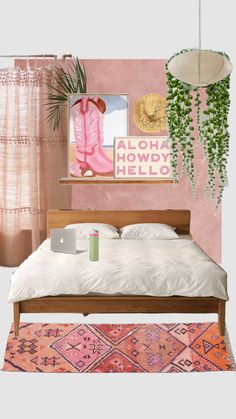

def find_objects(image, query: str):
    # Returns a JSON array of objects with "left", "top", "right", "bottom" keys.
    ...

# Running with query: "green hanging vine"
[{"left": 166, "top": 49, "right": 231, "bottom": 210}]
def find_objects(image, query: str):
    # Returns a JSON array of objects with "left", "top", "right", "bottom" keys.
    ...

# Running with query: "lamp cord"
[
  {"left": 199, "top": 0, "right": 202, "bottom": 50},
  {"left": 198, "top": 0, "right": 202, "bottom": 82}
]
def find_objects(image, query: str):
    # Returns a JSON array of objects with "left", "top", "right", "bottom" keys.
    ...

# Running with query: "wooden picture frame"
[
  {"left": 13, "top": 209, "right": 226, "bottom": 337},
  {"left": 68, "top": 93, "right": 128, "bottom": 179}
]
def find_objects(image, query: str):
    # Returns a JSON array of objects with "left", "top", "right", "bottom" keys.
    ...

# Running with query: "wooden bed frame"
[{"left": 13, "top": 209, "right": 226, "bottom": 336}]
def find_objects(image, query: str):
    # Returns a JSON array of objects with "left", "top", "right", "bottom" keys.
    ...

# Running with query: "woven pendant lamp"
[{"left": 167, "top": 0, "right": 232, "bottom": 86}]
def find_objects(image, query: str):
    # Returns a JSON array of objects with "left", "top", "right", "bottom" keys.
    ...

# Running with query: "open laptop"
[{"left": 50, "top": 228, "right": 77, "bottom": 254}]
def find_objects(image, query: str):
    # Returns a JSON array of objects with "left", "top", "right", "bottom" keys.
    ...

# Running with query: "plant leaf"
[{"left": 45, "top": 57, "right": 87, "bottom": 130}]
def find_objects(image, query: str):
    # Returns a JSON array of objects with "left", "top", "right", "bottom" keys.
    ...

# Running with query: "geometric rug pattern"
[{"left": 2, "top": 322, "right": 235, "bottom": 373}]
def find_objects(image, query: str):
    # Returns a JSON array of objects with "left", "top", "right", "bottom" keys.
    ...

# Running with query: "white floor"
[{"left": 0, "top": 266, "right": 235, "bottom": 419}]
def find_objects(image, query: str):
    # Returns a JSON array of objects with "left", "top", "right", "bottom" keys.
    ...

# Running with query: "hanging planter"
[
  {"left": 166, "top": 49, "right": 231, "bottom": 209},
  {"left": 167, "top": 49, "right": 232, "bottom": 87},
  {"left": 166, "top": 0, "right": 232, "bottom": 210}
]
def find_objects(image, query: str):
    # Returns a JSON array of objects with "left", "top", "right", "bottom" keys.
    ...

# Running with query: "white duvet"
[{"left": 8, "top": 237, "right": 228, "bottom": 303}]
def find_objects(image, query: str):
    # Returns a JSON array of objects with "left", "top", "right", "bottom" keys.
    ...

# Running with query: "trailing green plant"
[
  {"left": 201, "top": 76, "right": 230, "bottom": 207},
  {"left": 166, "top": 70, "right": 196, "bottom": 195},
  {"left": 45, "top": 58, "right": 87, "bottom": 130},
  {"left": 166, "top": 49, "right": 231, "bottom": 210}
]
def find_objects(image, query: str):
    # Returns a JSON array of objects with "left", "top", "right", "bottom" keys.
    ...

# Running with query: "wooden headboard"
[{"left": 47, "top": 210, "right": 191, "bottom": 235}]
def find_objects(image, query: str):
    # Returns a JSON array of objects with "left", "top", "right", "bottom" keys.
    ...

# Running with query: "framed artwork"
[
  {"left": 114, "top": 136, "right": 171, "bottom": 179},
  {"left": 68, "top": 93, "right": 128, "bottom": 178}
]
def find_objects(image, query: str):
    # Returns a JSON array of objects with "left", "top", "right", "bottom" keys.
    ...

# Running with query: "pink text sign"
[{"left": 114, "top": 136, "right": 171, "bottom": 179}]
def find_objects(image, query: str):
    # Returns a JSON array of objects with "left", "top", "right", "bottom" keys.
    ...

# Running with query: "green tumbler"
[{"left": 89, "top": 229, "right": 99, "bottom": 261}]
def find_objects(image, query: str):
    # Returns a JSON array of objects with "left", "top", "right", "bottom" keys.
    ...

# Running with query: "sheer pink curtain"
[{"left": 0, "top": 64, "right": 70, "bottom": 267}]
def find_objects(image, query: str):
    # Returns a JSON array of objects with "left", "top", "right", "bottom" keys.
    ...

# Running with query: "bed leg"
[
  {"left": 14, "top": 302, "right": 20, "bottom": 337},
  {"left": 218, "top": 300, "right": 226, "bottom": 336}
]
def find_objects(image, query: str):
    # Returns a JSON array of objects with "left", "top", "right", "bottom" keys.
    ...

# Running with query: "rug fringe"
[{"left": 225, "top": 326, "right": 236, "bottom": 371}]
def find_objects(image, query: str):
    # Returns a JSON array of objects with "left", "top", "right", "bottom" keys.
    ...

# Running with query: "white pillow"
[
  {"left": 120, "top": 223, "right": 179, "bottom": 240},
  {"left": 65, "top": 223, "right": 119, "bottom": 239}
]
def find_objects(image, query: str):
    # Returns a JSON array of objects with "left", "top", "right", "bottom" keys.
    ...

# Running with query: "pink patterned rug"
[{"left": 2, "top": 322, "right": 235, "bottom": 373}]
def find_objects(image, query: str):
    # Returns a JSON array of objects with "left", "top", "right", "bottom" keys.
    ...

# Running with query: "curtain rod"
[{"left": 0, "top": 54, "right": 73, "bottom": 58}]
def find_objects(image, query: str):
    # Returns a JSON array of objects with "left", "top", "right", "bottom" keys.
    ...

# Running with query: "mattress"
[{"left": 8, "top": 237, "right": 228, "bottom": 303}]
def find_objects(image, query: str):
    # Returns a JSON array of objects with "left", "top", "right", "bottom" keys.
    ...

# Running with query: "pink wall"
[{"left": 71, "top": 59, "right": 221, "bottom": 262}]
